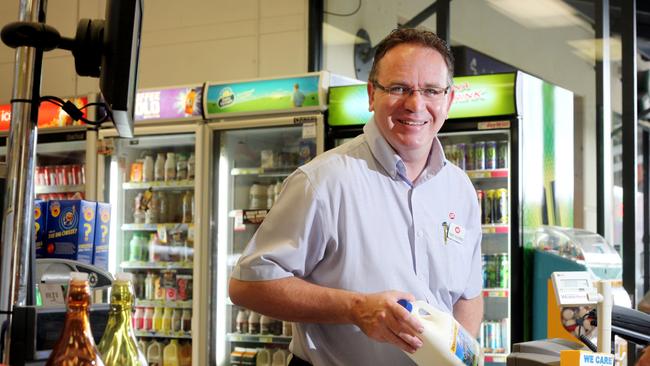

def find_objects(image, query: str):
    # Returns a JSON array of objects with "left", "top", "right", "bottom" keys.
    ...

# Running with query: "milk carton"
[
  {"left": 399, "top": 300, "right": 482, "bottom": 366},
  {"left": 44, "top": 200, "right": 96, "bottom": 264},
  {"left": 93, "top": 202, "right": 111, "bottom": 270},
  {"left": 34, "top": 200, "right": 47, "bottom": 258}
]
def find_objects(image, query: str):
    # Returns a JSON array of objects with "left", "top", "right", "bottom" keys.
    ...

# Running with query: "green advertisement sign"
[
  {"left": 327, "top": 73, "right": 517, "bottom": 126},
  {"left": 448, "top": 73, "right": 516, "bottom": 119},
  {"left": 205, "top": 75, "right": 321, "bottom": 116},
  {"left": 328, "top": 84, "right": 372, "bottom": 126}
]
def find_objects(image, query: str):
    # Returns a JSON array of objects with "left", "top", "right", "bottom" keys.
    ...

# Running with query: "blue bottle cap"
[{"left": 397, "top": 299, "right": 412, "bottom": 313}]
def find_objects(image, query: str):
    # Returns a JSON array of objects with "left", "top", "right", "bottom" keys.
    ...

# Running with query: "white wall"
[{"left": 0, "top": 0, "right": 308, "bottom": 103}]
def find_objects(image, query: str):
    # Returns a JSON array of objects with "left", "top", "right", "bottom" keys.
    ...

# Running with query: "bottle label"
[{"left": 450, "top": 323, "right": 479, "bottom": 366}]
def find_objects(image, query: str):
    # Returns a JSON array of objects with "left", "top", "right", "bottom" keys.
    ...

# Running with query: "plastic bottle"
[
  {"left": 163, "top": 339, "right": 181, "bottom": 366},
  {"left": 46, "top": 272, "right": 105, "bottom": 366},
  {"left": 146, "top": 191, "right": 160, "bottom": 224},
  {"left": 187, "top": 153, "right": 195, "bottom": 180},
  {"left": 134, "top": 193, "right": 145, "bottom": 224},
  {"left": 145, "top": 272, "right": 154, "bottom": 300},
  {"left": 152, "top": 306, "right": 164, "bottom": 332},
  {"left": 162, "top": 306, "right": 173, "bottom": 332},
  {"left": 165, "top": 152, "right": 177, "bottom": 181},
  {"left": 158, "top": 191, "right": 169, "bottom": 223},
  {"left": 267, "top": 184, "right": 275, "bottom": 208},
  {"left": 248, "top": 311, "right": 260, "bottom": 334},
  {"left": 147, "top": 340, "right": 163, "bottom": 366},
  {"left": 182, "top": 191, "right": 193, "bottom": 223},
  {"left": 272, "top": 349, "right": 288, "bottom": 366},
  {"left": 143, "top": 306, "right": 154, "bottom": 331},
  {"left": 143, "top": 154, "right": 155, "bottom": 182},
  {"left": 256, "top": 349, "right": 271, "bottom": 366},
  {"left": 172, "top": 308, "right": 182, "bottom": 332},
  {"left": 154, "top": 152, "right": 166, "bottom": 181},
  {"left": 398, "top": 300, "right": 482, "bottom": 366},
  {"left": 97, "top": 272, "right": 148, "bottom": 366},
  {"left": 236, "top": 309, "right": 249, "bottom": 333},
  {"left": 179, "top": 341, "right": 192, "bottom": 366},
  {"left": 176, "top": 153, "right": 188, "bottom": 181},
  {"left": 181, "top": 309, "right": 192, "bottom": 333},
  {"left": 133, "top": 306, "right": 144, "bottom": 330},
  {"left": 129, "top": 234, "right": 142, "bottom": 262}
]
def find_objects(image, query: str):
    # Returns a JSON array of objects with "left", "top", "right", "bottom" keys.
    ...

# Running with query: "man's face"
[{"left": 368, "top": 43, "right": 454, "bottom": 159}]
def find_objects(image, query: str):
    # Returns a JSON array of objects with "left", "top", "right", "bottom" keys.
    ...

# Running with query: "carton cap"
[{"left": 70, "top": 272, "right": 88, "bottom": 281}]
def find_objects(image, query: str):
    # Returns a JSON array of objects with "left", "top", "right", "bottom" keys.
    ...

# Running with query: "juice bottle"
[
  {"left": 147, "top": 340, "right": 163, "bottom": 366},
  {"left": 162, "top": 306, "right": 173, "bottom": 332},
  {"left": 154, "top": 152, "right": 166, "bottom": 181},
  {"left": 172, "top": 308, "right": 182, "bottom": 332},
  {"left": 164, "top": 152, "right": 176, "bottom": 181},
  {"left": 152, "top": 306, "right": 164, "bottom": 332},
  {"left": 143, "top": 306, "right": 154, "bottom": 331},
  {"left": 45, "top": 272, "right": 104, "bottom": 366},
  {"left": 163, "top": 339, "right": 181, "bottom": 366},
  {"left": 97, "top": 272, "right": 148, "bottom": 366},
  {"left": 179, "top": 341, "right": 192, "bottom": 366}
]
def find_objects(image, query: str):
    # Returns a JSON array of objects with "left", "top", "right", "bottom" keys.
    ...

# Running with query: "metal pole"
[
  {"left": 0, "top": 0, "right": 42, "bottom": 363},
  {"left": 307, "top": 0, "right": 323, "bottom": 72},
  {"left": 436, "top": 0, "right": 450, "bottom": 45},
  {"left": 644, "top": 130, "right": 649, "bottom": 294},
  {"left": 595, "top": 0, "right": 613, "bottom": 242}
]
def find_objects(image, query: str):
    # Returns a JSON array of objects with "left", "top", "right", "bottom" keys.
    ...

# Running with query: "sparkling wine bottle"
[
  {"left": 97, "top": 272, "right": 148, "bottom": 366},
  {"left": 46, "top": 272, "right": 105, "bottom": 366}
]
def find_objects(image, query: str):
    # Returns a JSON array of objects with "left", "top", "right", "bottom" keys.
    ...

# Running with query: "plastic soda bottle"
[
  {"left": 163, "top": 339, "right": 181, "bottom": 366},
  {"left": 45, "top": 272, "right": 105, "bottom": 366},
  {"left": 97, "top": 272, "right": 148, "bottom": 366}
]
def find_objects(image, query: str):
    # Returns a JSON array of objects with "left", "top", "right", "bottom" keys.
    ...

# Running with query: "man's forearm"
[
  {"left": 453, "top": 295, "right": 484, "bottom": 338},
  {"left": 229, "top": 276, "right": 364, "bottom": 324}
]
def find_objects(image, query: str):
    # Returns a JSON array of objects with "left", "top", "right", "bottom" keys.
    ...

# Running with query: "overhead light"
[{"left": 487, "top": 0, "right": 589, "bottom": 29}]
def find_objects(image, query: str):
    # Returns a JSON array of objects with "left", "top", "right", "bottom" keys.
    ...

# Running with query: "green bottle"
[{"left": 98, "top": 272, "right": 148, "bottom": 366}]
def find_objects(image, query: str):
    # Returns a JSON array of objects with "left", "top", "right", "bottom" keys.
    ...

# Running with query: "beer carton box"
[
  {"left": 34, "top": 200, "right": 47, "bottom": 258},
  {"left": 93, "top": 202, "right": 111, "bottom": 270},
  {"left": 44, "top": 200, "right": 96, "bottom": 264}
]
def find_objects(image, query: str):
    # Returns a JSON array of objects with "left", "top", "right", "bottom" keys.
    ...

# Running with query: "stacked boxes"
[
  {"left": 34, "top": 200, "right": 47, "bottom": 258},
  {"left": 36, "top": 199, "right": 110, "bottom": 269}
]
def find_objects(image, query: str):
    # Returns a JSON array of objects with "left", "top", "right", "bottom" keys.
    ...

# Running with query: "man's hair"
[{"left": 368, "top": 28, "right": 454, "bottom": 86}]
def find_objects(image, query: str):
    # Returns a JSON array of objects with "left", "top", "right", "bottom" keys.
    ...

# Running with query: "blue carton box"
[
  {"left": 34, "top": 200, "right": 47, "bottom": 258},
  {"left": 93, "top": 202, "right": 111, "bottom": 270},
  {"left": 44, "top": 200, "right": 96, "bottom": 264}
]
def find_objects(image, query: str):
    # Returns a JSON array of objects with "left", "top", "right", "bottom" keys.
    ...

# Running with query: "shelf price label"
[{"left": 259, "top": 336, "right": 273, "bottom": 343}]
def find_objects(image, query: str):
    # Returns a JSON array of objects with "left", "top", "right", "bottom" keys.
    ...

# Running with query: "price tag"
[
  {"left": 157, "top": 225, "right": 168, "bottom": 243},
  {"left": 302, "top": 122, "right": 316, "bottom": 139},
  {"left": 231, "top": 210, "right": 245, "bottom": 232},
  {"left": 40, "top": 283, "right": 65, "bottom": 307},
  {"left": 260, "top": 336, "right": 273, "bottom": 343}
]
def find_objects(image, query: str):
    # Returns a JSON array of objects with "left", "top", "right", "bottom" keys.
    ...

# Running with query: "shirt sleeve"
[
  {"left": 230, "top": 169, "right": 329, "bottom": 281},
  {"left": 461, "top": 182, "right": 483, "bottom": 300}
]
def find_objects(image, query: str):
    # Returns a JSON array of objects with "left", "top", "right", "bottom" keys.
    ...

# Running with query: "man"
[
  {"left": 292, "top": 83, "right": 306, "bottom": 107},
  {"left": 230, "top": 28, "right": 483, "bottom": 366}
]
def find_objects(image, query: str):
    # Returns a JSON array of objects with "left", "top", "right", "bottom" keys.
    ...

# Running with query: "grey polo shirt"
[{"left": 232, "top": 117, "right": 483, "bottom": 366}]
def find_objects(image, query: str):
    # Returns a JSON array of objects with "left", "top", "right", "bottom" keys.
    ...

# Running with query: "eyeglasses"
[{"left": 371, "top": 80, "right": 450, "bottom": 100}]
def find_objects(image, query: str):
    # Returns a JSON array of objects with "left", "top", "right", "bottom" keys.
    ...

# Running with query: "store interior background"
[{"left": 0, "top": 0, "right": 649, "bottom": 325}]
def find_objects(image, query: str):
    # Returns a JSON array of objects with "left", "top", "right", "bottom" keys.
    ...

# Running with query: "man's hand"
[{"left": 350, "top": 291, "right": 424, "bottom": 354}]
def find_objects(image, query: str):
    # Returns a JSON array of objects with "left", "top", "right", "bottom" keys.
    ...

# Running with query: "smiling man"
[{"left": 229, "top": 28, "right": 483, "bottom": 366}]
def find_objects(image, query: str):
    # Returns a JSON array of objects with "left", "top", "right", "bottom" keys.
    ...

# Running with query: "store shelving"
[
  {"left": 35, "top": 184, "right": 85, "bottom": 194},
  {"left": 226, "top": 333, "right": 291, "bottom": 345},
  {"left": 122, "top": 223, "right": 192, "bottom": 231},
  {"left": 136, "top": 299, "right": 193, "bottom": 309},
  {"left": 123, "top": 179, "right": 194, "bottom": 190},
  {"left": 466, "top": 169, "right": 508, "bottom": 180},
  {"left": 120, "top": 261, "right": 193, "bottom": 270},
  {"left": 135, "top": 330, "right": 192, "bottom": 340}
]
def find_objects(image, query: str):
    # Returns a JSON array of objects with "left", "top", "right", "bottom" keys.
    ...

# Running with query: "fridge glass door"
[
  {"left": 439, "top": 130, "right": 511, "bottom": 365},
  {"left": 213, "top": 124, "right": 318, "bottom": 365},
  {"left": 102, "top": 132, "right": 197, "bottom": 359},
  {"left": 34, "top": 132, "right": 88, "bottom": 201}
]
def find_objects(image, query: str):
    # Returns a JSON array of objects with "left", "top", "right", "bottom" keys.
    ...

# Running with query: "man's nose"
[{"left": 402, "top": 90, "right": 426, "bottom": 112}]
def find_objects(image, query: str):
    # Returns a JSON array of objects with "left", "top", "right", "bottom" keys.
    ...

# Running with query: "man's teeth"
[{"left": 399, "top": 120, "right": 427, "bottom": 126}]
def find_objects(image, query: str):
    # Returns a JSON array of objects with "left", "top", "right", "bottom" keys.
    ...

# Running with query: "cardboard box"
[
  {"left": 93, "top": 202, "right": 111, "bottom": 270},
  {"left": 34, "top": 200, "right": 47, "bottom": 258},
  {"left": 44, "top": 200, "right": 96, "bottom": 264}
]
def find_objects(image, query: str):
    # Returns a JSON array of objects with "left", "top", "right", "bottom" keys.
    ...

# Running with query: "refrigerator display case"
[
  {"left": 0, "top": 95, "right": 98, "bottom": 200},
  {"left": 326, "top": 72, "right": 575, "bottom": 365},
  {"left": 203, "top": 73, "right": 344, "bottom": 365},
  {"left": 96, "top": 84, "right": 208, "bottom": 366}
]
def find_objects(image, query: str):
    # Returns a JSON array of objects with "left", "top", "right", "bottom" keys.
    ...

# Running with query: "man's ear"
[{"left": 367, "top": 82, "right": 375, "bottom": 112}]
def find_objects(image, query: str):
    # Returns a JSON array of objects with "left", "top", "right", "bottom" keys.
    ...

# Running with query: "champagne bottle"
[
  {"left": 46, "top": 272, "right": 105, "bottom": 366},
  {"left": 97, "top": 272, "right": 148, "bottom": 366}
]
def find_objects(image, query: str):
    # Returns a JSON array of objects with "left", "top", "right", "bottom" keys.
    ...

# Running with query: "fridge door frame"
[
  {"left": 96, "top": 122, "right": 208, "bottom": 366},
  {"left": 204, "top": 114, "right": 325, "bottom": 366}
]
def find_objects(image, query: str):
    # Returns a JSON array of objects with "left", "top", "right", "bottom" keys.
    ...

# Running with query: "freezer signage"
[
  {"left": 0, "top": 97, "right": 89, "bottom": 131},
  {"left": 205, "top": 75, "right": 320, "bottom": 116},
  {"left": 328, "top": 84, "right": 372, "bottom": 127},
  {"left": 448, "top": 73, "right": 516, "bottom": 119},
  {"left": 134, "top": 86, "right": 203, "bottom": 121}
]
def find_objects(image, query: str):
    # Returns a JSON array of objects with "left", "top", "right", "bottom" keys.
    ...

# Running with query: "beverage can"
[
  {"left": 497, "top": 141, "right": 508, "bottom": 169},
  {"left": 474, "top": 141, "right": 486, "bottom": 170},
  {"left": 481, "top": 254, "right": 489, "bottom": 288},
  {"left": 43, "top": 166, "right": 53, "bottom": 185},
  {"left": 499, "top": 254, "right": 509, "bottom": 288},
  {"left": 466, "top": 142, "right": 475, "bottom": 171},
  {"left": 55, "top": 165, "right": 65, "bottom": 185},
  {"left": 487, "top": 254, "right": 497, "bottom": 288},
  {"left": 483, "top": 190, "right": 494, "bottom": 224},
  {"left": 63, "top": 165, "right": 73, "bottom": 186},
  {"left": 455, "top": 143, "right": 466, "bottom": 170},
  {"left": 476, "top": 190, "right": 484, "bottom": 222},
  {"left": 494, "top": 188, "right": 508, "bottom": 224},
  {"left": 485, "top": 141, "right": 497, "bottom": 170},
  {"left": 71, "top": 164, "right": 82, "bottom": 185}
]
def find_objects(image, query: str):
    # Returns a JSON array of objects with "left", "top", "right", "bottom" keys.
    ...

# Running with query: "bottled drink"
[
  {"left": 147, "top": 340, "right": 163, "bottom": 366},
  {"left": 154, "top": 152, "right": 166, "bottom": 181},
  {"left": 164, "top": 152, "right": 177, "bottom": 181},
  {"left": 172, "top": 308, "right": 182, "bottom": 332},
  {"left": 182, "top": 191, "right": 193, "bottom": 223},
  {"left": 181, "top": 309, "right": 192, "bottom": 332},
  {"left": 179, "top": 342, "right": 192, "bottom": 366},
  {"left": 129, "top": 234, "right": 142, "bottom": 262},
  {"left": 187, "top": 153, "right": 195, "bottom": 180},
  {"left": 176, "top": 153, "right": 188, "bottom": 180},
  {"left": 143, "top": 306, "right": 154, "bottom": 331},
  {"left": 145, "top": 191, "right": 160, "bottom": 224},
  {"left": 143, "top": 154, "right": 155, "bottom": 182},
  {"left": 46, "top": 272, "right": 105, "bottom": 366},
  {"left": 145, "top": 272, "right": 155, "bottom": 300},
  {"left": 133, "top": 306, "right": 144, "bottom": 330},
  {"left": 163, "top": 339, "right": 181, "bottom": 366},
  {"left": 162, "top": 306, "right": 173, "bottom": 332},
  {"left": 158, "top": 191, "right": 169, "bottom": 223},
  {"left": 97, "top": 272, "right": 148, "bottom": 366},
  {"left": 152, "top": 306, "right": 164, "bottom": 332}
]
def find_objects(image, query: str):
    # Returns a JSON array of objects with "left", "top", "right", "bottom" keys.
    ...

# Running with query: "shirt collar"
[{"left": 363, "top": 116, "right": 446, "bottom": 184}]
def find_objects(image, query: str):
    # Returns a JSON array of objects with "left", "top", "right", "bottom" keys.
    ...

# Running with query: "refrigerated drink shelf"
[
  {"left": 483, "top": 289, "right": 509, "bottom": 298},
  {"left": 35, "top": 184, "right": 85, "bottom": 194},
  {"left": 122, "top": 180, "right": 194, "bottom": 190},
  {"left": 230, "top": 167, "right": 296, "bottom": 177},
  {"left": 481, "top": 225, "right": 509, "bottom": 234},
  {"left": 135, "top": 330, "right": 192, "bottom": 339},
  {"left": 120, "top": 261, "right": 193, "bottom": 270},
  {"left": 227, "top": 333, "right": 291, "bottom": 345},
  {"left": 136, "top": 299, "right": 192, "bottom": 309},
  {"left": 122, "top": 223, "right": 192, "bottom": 231},
  {"left": 466, "top": 169, "right": 508, "bottom": 179}
]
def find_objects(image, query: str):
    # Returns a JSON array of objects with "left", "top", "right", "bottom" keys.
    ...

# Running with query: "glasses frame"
[{"left": 371, "top": 80, "right": 451, "bottom": 99}]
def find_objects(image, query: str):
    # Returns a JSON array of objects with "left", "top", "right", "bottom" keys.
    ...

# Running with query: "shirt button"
[{"left": 417, "top": 230, "right": 423, "bottom": 238}]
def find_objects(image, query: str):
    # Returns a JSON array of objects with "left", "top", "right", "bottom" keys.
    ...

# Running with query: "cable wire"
[{"left": 324, "top": 0, "right": 362, "bottom": 16}]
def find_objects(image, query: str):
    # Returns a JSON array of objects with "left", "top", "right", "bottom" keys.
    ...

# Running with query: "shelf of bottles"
[
  {"left": 440, "top": 130, "right": 511, "bottom": 362},
  {"left": 115, "top": 140, "right": 196, "bottom": 366},
  {"left": 35, "top": 163, "right": 86, "bottom": 200}
]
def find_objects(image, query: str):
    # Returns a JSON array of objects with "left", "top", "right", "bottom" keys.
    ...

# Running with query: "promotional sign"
[
  {"left": 135, "top": 85, "right": 203, "bottom": 121},
  {"left": 0, "top": 97, "right": 89, "bottom": 131},
  {"left": 205, "top": 75, "right": 320, "bottom": 117},
  {"left": 448, "top": 73, "right": 516, "bottom": 119},
  {"left": 328, "top": 84, "right": 372, "bottom": 127}
]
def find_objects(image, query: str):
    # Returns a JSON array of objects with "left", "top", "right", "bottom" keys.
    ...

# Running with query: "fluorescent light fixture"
[{"left": 487, "top": 0, "right": 589, "bottom": 29}]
